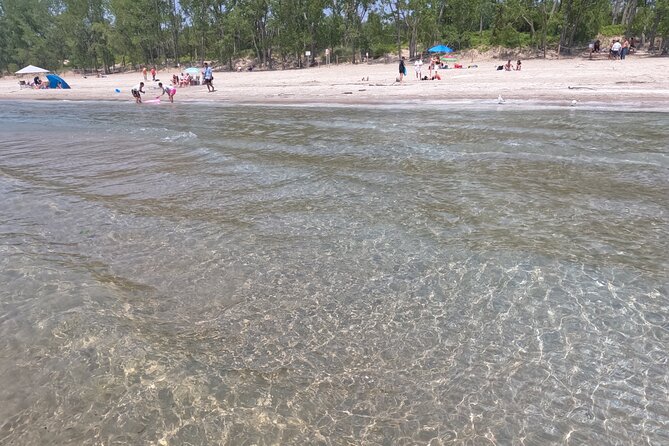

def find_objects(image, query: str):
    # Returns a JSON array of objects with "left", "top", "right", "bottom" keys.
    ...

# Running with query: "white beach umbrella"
[{"left": 15, "top": 65, "right": 50, "bottom": 75}]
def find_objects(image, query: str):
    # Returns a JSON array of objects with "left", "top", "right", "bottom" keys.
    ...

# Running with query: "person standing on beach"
[
  {"left": 151, "top": 66, "right": 157, "bottom": 81},
  {"left": 398, "top": 57, "right": 406, "bottom": 82},
  {"left": 131, "top": 82, "right": 145, "bottom": 104},
  {"left": 203, "top": 63, "right": 215, "bottom": 92},
  {"left": 414, "top": 58, "right": 423, "bottom": 79},
  {"left": 142, "top": 66, "right": 148, "bottom": 80},
  {"left": 621, "top": 38, "right": 630, "bottom": 59}
]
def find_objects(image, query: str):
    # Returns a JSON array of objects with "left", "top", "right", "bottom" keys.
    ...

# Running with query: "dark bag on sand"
[{"left": 496, "top": 65, "right": 504, "bottom": 70}]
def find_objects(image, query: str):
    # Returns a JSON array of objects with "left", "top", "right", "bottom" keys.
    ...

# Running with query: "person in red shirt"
[{"left": 150, "top": 67, "right": 157, "bottom": 81}]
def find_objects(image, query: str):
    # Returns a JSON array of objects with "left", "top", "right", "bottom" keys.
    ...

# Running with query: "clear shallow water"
[{"left": 0, "top": 100, "right": 667, "bottom": 445}]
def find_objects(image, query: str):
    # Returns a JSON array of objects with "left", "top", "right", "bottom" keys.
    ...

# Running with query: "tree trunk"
[
  {"left": 621, "top": 0, "right": 637, "bottom": 32},
  {"left": 647, "top": 13, "right": 660, "bottom": 51}
]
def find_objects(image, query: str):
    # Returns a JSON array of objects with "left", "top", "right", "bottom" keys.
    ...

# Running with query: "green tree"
[{"left": 0, "top": 0, "right": 62, "bottom": 71}]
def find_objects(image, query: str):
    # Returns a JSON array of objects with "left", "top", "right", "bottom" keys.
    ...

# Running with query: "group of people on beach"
[
  {"left": 398, "top": 56, "right": 463, "bottom": 82},
  {"left": 130, "top": 81, "right": 176, "bottom": 103},
  {"left": 398, "top": 55, "right": 520, "bottom": 82},
  {"left": 503, "top": 60, "right": 522, "bottom": 71},
  {"left": 410, "top": 56, "right": 452, "bottom": 80},
  {"left": 142, "top": 66, "right": 157, "bottom": 81},
  {"left": 30, "top": 75, "right": 63, "bottom": 89},
  {"left": 590, "top": 38, "right": 634, "bottom": 59},
  {"left": 608, "top": 38, "right": 632, "bottom": 59},
  {"left": 131, "top": 62, "right": 215, "bottom": 104}
]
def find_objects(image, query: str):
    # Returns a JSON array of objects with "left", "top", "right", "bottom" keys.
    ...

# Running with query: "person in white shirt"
[
  {"left": 414, "top": 59, "right": 423, "bottom": 79},
  {"left": 131, "top": 82, "right": 145, "bottom": 104},
  {"left": 610, "top": 40, "right": 622, "bottom": 59}
]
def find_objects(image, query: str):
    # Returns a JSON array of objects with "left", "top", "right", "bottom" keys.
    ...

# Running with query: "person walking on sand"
[
  {"left": 398, "top": 57, "right": 406, "bottom": 82},
  {"left": 131, "top": 82, "right": 145, "bottom": 104},
  {"left": 157, "top": 82, "right": 176, "bottom": 103},
  {"left": 151, "top": 66, "right": 157, "bottom": 81},
  {"left": 142, "top": 66, "right": 148, "bottom": 81},
  {"left": 203, "top": 63, "right": 215, "bottom": 92},
  {"left": 414, "top": 58, "right": 423, "bottom": 79}
]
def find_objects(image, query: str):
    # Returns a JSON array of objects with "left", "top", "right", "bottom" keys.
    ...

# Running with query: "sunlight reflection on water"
[{"left": 0, "top": 101, "right": 667, "bottom": 445}]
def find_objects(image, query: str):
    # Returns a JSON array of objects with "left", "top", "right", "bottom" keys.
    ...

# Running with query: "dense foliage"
[{"left": 1, "top": 0, "right": 668, "bottom": 73}]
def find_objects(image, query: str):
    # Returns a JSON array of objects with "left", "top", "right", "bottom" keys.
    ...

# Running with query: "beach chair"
[{"left": 18, "top": 80, "right": 30, "bottom": 89}]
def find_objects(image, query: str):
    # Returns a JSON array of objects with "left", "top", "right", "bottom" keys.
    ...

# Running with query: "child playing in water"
[
  {"left": 131, "top": 82, "right": 145, "bottom": 103},
  {"left": 157, "top": 82, "right": 176, "bottom": 103}
]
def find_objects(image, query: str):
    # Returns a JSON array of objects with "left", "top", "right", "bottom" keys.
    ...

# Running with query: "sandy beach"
[{"left": 2, "top": 55, "right": 669, "bottom": 109}]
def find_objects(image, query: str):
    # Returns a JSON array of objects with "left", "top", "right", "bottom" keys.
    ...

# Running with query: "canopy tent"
[
  {"left": 15, "top": 65, "right": 50, "bottom": 75},
  {"left": 428, "top": 44, "right": 453, "bottom": 53},
  {"left": 46, "top": 74, "right": 71, "bottom": 89}
]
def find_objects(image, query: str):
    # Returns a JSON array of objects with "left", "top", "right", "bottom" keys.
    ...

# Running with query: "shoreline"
[
  {"left": 3, "top": 96, "right": 669, "bottom": 113},
  {"left": 2, "top": 57, "right": 668, "bottom": 111}
]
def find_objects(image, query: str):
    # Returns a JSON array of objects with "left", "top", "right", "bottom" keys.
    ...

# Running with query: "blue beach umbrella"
[
  {"left": 184, "top": 67, "right": 200, "bottom": 75},
  {"left": 428, "top": 44, "right": 453, "bottom": 53}
]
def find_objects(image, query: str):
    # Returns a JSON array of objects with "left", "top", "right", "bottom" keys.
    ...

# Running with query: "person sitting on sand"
[
  {"left": 504, "top": 60, "right": 513, "bottom": 71},
  {"left": 157, "top": 82, "right": 176, "bottom": 103},
  {"left": 33, "top": 76, "right": 43, "bottom": 89},
  {"left": 516, "top": 60, "right": 522, "bottom": 71},
  {"left": 432, "top": 63, "right": 441, "bottom": 80},
  {"left": 131, "top": 82, "right": 145, "bottom": 103}
]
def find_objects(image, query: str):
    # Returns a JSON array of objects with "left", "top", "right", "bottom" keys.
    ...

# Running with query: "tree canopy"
[{"left": 1, "top": 0, "right": 668, "bottom": 74}]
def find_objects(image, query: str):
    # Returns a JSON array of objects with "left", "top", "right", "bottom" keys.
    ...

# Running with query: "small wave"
[{"left": 162, "top": 131, "right": 198, "bottom": 142}]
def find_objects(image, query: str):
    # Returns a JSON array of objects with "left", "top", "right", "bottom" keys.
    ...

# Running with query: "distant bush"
[
  {"left": 370, "top": 43, "right": 396, "bottom": 58},
  {"left": 600, "top": 24, "right": 625, "bottom": 37},
  {"left": 492, "top": 25, "right": 532, "bottom": 48},
  {"left": 468, "top": 30, "right": 492, "bottom": 50}
]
